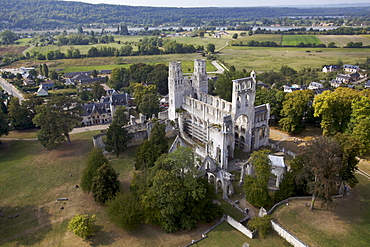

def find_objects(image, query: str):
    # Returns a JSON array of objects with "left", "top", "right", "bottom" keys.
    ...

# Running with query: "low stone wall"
[
  {"left": 226, "top": 215, "right": 255, "bottom": 239},
  {"left": 268, "top": 142, "right": 297, "bottom": 158},
  {"left": 271, "top": 220, "right": 309, "bottom": 247}
]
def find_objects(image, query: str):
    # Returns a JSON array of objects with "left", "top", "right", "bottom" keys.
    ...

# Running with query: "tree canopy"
[
  {"left": 81, "top": 148, "right": 109, "bottom": 193},
  {"left": 33, "top": 96, "right": 82, "bottom": 149},
  {"left": 91, "top": 163, "right": 121, "bottom": 203},
  {"left": 68, "top": 214, "right": 97, "bottom": 238}
]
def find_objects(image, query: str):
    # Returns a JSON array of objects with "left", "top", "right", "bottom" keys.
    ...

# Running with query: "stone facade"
[{"left": 168, "top": 59, "right": 270, "bottom": 170}]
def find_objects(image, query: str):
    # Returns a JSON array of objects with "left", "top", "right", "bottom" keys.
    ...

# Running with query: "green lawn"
[
  {"left": 281, "top": 35, "right": 322, "bottom": 46},
  {"left": 272, "top": 174, "right": 370, "bottom": 247},
  {"left": 238, "top": 34, "right": 283, "bottom": 45},
  {"left": 195, "top": 221, "right": 289, "bottom": 247}
]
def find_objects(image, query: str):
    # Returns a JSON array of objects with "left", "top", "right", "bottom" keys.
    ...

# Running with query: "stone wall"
[
  {"left": 271, "top": 220, "right": 309, "bottom": 247},
  {"left": 226, "top": 215, "right": 255, "bottom": 239}
]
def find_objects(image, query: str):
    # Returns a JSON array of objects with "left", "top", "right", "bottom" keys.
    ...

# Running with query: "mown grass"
[
  {"left": 195, "top": 221, "right": 290, "bottom": 247},
  {"left": 238, "top": 34, "right": 283, "bottom": 45},
  {"left": 272, "top": 174, "right": 370, "bottom": 247},
  {"left": 4, "top": 128, "right": 38, "bottom": 139},
  {"left": 281, "top": 35, "right": 322, "bottom": 46}
]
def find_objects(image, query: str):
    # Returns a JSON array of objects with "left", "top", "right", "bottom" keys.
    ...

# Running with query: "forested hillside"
[{"left": 1, "top": 0, "right": 370, "bottom": 30}]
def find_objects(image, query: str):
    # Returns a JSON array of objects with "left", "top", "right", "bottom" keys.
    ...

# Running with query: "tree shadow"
[
  {"left": 86, "top": 224, "right": 117, "bottom": 246},
  {"left": 0, "top": 204, "right": 52, "bottom": 245}
]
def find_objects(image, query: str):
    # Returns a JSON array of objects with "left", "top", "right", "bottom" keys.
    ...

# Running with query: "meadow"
[{"left": 281, "top": 35, "right": 322, "bottom": 46}]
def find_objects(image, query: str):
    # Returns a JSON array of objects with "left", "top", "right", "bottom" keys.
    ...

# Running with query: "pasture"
[
  {"left": 219, "top": 46, "right": 370, "bottom": 72},
  {"left": 238, "top": 34, "right": 283, "bottom": 45},
  {"left": 281, "top": 35, "right": 322, "bottom": 46}
]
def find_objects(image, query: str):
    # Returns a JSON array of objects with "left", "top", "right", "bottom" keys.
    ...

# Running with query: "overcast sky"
[{"left": 63, "top": 0, "right": 370, "bottom": 7}]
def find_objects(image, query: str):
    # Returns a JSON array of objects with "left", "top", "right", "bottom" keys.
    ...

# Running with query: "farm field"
[
  {"left": 166, "top": 35, "right": 231, "bottom": 50},
  {"left": 317, "top": 35, "right": 370, "bottom": 47},
  {"left": 281, "top": 35, "right": 322, "bottom": 46},
  {"left": 238, "top": 34, "right": 283, "bottom": 45},
  {"left": 272, "top": 174, "right": 370, "bottom": 247},
  {"left": 219, "top": 46, "right": 370, "bottom": 72},
  {"left": 10, "top": 54, "right": 217, "bottom": 73}
]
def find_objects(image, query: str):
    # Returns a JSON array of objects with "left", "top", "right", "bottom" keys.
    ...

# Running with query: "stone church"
[{"left": 167, "top": 59, "right": 270, "bottom": 173}]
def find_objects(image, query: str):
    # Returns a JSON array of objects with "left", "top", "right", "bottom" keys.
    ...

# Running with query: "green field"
[
  {"left": 281, "top": 35, "right": 322, "bottom": 46},
  {"left": 195, "top": 221, "right": 289, "bottom": 247},
  {"left": 238, "top": 34, "right": 283, "bottom": 45}
]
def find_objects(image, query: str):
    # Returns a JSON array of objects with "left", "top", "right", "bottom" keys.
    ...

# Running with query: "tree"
[
  {"left": 243, "top": 149, "right": 271, "bottom": 207},
  {"left": 328, "top": 42, "right": 336, "bottom": 48},
  {"left": 232, "top": 33, "right": 238, "bottom": 39},
  {"left": 91, "top": 163, "right": 121, "bottom": 203},
  {"left": 8, "top": 97, "right": 33, "bottom": 129},
  {"left": 206, "top": 43, "right": 215, "bottom": 53},
  {"left": 248, "top": 215, "right": 272, "bottom": 239},
  {"left": 81, "top": 148, "right": 109, "bottom": 193},
  {"left": 33, "top": 96, "right": 82, "bottom": 149},
  {"left": 299, "top": 136, "right": 344, "bottom": 210},
  {"left": 68, "top": 214, "right": 96, "bottom": 238},
  {"left": 43, "top": 63, "right": 49, "bottom": 78},
  {"left": 91, "top": 81, "right": 105, "bottom": 101},
  {"left": 106, "top": 192, "right": 143, "bottom": 231},
  {"left": 348, "top": 96, "right": 370, "bottom": 153},
  {"left": 137, "top": 92, "right": 159, "bottom": 118},
  {"left": 314, "top": 88, "right": 360, "bottom": 135},
  {"left": 77, "top": 25, "right": 84, "bottom": 34},
  {"left": 135, "top": 122, "right": 168, "bottom": 170},
  {"left": 0, "top": 30, "right": 17, "bottom": 45},
  {"left": 147, "top": 64, "right": 169, "bottom": 95},
  {"left": 279, "top": 90, "right": 314, "bottom": 133},
  {"left": 0, "top": 111, "right": 9, "bottom": 138},
  {"left": 105, "top": 106, "right": 131, "bottom": 157}
]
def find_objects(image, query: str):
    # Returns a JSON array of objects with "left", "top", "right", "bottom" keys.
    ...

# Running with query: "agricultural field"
[
  {"left": 317, "top": 35, "right": 370, "bottom": 47},
  {"left": 166, "top": 35, "right": 231, "bottom": 50},
  {"left": 281, "top": 35, "right": 322, "bottom": 46},
  {"left": 0, "top": 46, "right": 27, "bottom": 56},
  {"left": 238, "top": 34, "right": 283, "bottom": 45},
  {"left": 219, "top": 46, "right": 370, "bottom": 72},
  {"left": 272, "top": 174, "right": 370, "bottom": 247},
  {"left": 10, "top": 54, "right": 217, "bottom": 74}
]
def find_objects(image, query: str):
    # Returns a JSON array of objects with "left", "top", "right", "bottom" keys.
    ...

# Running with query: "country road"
[{"left": 0, "top": 77, "right": 25, "bottom": 101}]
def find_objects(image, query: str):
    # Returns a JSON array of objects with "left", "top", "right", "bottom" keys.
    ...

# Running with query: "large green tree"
[
  {"left": 91, "top": 81, "right": 105, "bottom": 101},
  {"left": 8, "top": 97, "right": 31, "bottom": 130},
  {"left": 91, "top": 163, "right": 121, "bottom": 203},
  {"left": 33, "top": 96, "right": 82, "bottom": 149},
  {"left": 243, "top": 149, "right": 271, "bottom": 207},
  {"left": 0, "top": 30, "right": 17, "bottom": 45},
  {"left": 106, "top": 192, "right": 143, "bottom": 231},
  {"left": 348, "top": 96, "right": 370, "bottom": 153},
  {"left": 279, "top": 90, "right": 314, "bottom": 133},
  {"left": 81, "top": 148, "right": 109, "bottom": 193},
  {"left": 105, "top": 106, "right": 131, "bottom": 157},
  {"left": 314, "top": 88, "right": 360, "bottom": 135},
  {"left": 299, "top": 136, "right": 344, "bottom": 210},
  {"left": 0, "top": 111, "right": 9, "bottom": 138},
  {"left": 135, "top": 121, "right": 168, "bottom": 170}
]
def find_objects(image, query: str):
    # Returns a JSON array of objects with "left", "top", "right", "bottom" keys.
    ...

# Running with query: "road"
[{"left": 0, "top": 77, "right": 25, "bottom": 101}]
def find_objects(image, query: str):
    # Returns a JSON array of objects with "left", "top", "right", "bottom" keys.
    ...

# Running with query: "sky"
[{"left": 62, "top": 0, "right": 370, "bottom": 7}]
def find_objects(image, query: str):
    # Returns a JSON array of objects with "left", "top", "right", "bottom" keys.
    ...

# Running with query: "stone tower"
[
  {"left": 231, "top": 71, "right": 257, "bottom": 152},
  {"left": 168, "top": 61, "right": 185, "bottom": 121},
  {"left": 191, "top": 59, "right": 208, "bottom": 98}
]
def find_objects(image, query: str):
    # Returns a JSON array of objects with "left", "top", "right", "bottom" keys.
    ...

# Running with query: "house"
[
  {"left": 36, "top": 84, "right": 48, "bottom": 96},
  {"left": 283, "top": 84, "right": 302, "bottom": 93},
  {"left": 40, "top": 80, "right": 55, "bottom": 89},
  {"left": 23, "top": 79, "right": 35, "bottom": 86},
  {"left": 79, "top": 77, "right": 105, "bottom": 85},
  {"left": 100, "top": 90, "right": 133, "bottom": 107},
  {"left": 308, "top": 82, "right": 324, "bottom": 90},
  {"left": 22, "top": 73, "right": 34, "bottom": 80},
  {"left": 64, "top": 71, "right": 92, "bottom": 78},
  {"left": 343, "top": 64, "right": 360, "bottom": 73},
  {"left": 330, "top": 79, "right": 342, "bottom": 88},
  {"left": 80, "top": 102, "right": 112, "bottom": 126},
  {"left": 322, "top": 65, "right": 339, "bottom": 73},
  {"left": 336, "top": 74, "right": 351, "bottom": 84},
  {"left": 100, "top": 70, "right": 112, "bottom": 75},
  {"left": 364, "top": 80, "right": 370, "bottom": 89}
]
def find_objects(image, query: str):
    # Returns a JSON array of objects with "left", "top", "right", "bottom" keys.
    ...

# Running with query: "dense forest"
[{"left": 1, "top": 0, "right": 370, "bottom": 30}]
